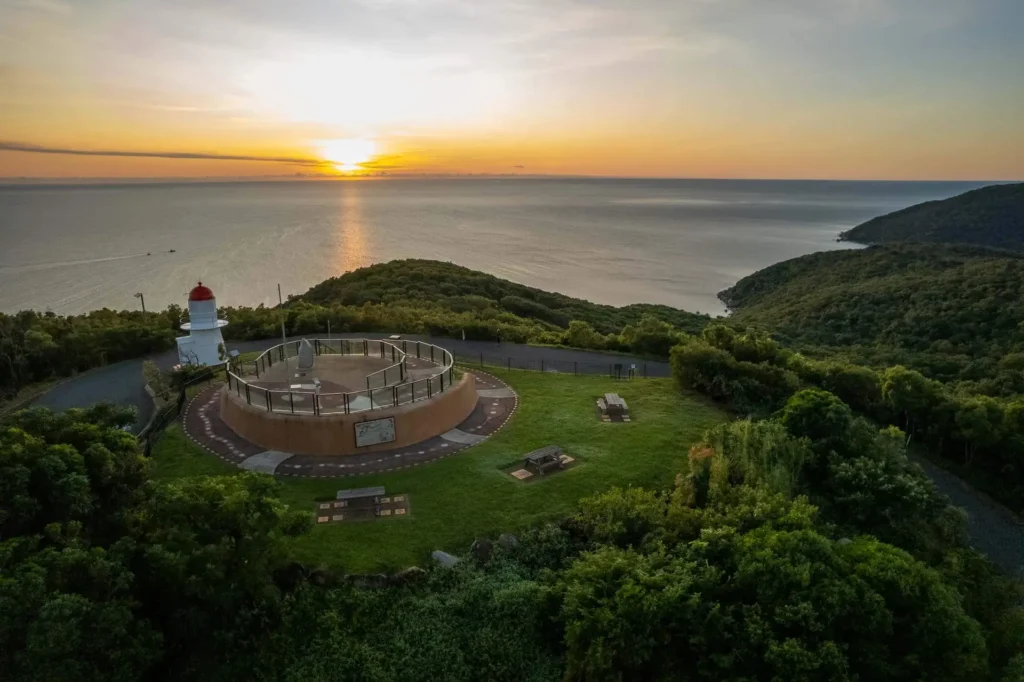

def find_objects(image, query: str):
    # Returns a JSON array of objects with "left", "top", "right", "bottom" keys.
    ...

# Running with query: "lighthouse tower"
[{"left": 176, "top": 282, "right": 229, "bottom": 366}]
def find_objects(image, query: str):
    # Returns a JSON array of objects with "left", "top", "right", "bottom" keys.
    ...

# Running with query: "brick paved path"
[{"left": 182, "top": 370, "right": 517, "bottom": 477}]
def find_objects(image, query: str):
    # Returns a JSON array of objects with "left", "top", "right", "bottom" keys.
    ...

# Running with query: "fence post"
[
  {"left": 416, "top": 342, "right": 421, "bottom": 359},
  {"left": 314, "top": 393, "right": 320, "bottom": 416},
  {"left": 430, "top": 345, "right": 435, "bottom": 363},
  {"left": 266, "top": 391, "right": 272, "bottom": 412},
  {"left": 255, "top": 359, "right": 260, "bottom": 378},
  {"left": 508, "top": 357, "right": 511, "bottom": 371},
  {"left": 393, "top": 385, "right": 398, "bottom": 407},
  {"left": 574, "top": 361, "right": 578, "bottom": 375},
  {"left": 290, "top": 392, "right": 294, "bottom": 413},
  {"left": 541, "top": 359, "right": 545, "bottom": 372},
  {"left": 440, "top": 373, "right": 445, "bottom": 392},
  {"left": 643, "top": 364, "right": 647, "bottom": 379},
  {"left": 245, "top": 384, "right": 251, "bottom": 404},
  {"left": 480, "top": 352, "right": 483, "bottom": 367},
  {"left": 343, "top": 393, "right": 349, "bottom": 415}
]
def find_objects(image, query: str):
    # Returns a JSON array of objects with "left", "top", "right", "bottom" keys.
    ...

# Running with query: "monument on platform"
[
  {"left": 297, "top": 338, "right": 315, "bottom": 374},
  {"left": 176, "top": 282, "right": 229, "bottom": 366}
]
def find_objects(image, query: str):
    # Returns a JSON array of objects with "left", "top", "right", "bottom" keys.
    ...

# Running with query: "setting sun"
[{"left": 319, "top": 138, "right": 376, "bottom": 172}]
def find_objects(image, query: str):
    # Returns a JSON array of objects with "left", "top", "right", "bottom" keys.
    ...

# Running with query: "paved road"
[
  {"left": 912, "top": 455, "right": 1023, "bottom": 578},
  {"left": 33, "top": 358, "right": 153, "bottom": 433},
  {"left": 33, "top": 334, "right": 1023, "bottom": 576}
]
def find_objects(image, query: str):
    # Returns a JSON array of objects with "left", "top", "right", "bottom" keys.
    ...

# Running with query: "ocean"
[{"left": 0, "top": 178, "right": 988, "bottom": 316}]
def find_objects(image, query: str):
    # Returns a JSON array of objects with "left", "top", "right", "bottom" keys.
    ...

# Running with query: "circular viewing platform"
[{"left": 220, "top": 339, "right": 478, "bottom": 456}]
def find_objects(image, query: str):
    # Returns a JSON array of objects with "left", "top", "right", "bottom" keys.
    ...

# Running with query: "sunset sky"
[{"left": 1, "top": 0, "right": 1021, "bottom": 180}]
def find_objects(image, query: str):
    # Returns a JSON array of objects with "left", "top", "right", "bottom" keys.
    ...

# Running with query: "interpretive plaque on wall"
[{"left": 354, "top": 417, "right": 396, "bottom": 448}]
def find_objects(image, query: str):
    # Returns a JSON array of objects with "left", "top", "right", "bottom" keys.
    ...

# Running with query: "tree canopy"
[{"left": 839, "top": 182, "right": 1024, "bottom": 251}]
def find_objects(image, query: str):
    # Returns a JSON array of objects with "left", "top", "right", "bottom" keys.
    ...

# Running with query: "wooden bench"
[
  {"left": 524, "top": 445, "right": 564, "bottom": 475},
  {"left": 337, "top": 486, "right": 386, "bottom": 500}
]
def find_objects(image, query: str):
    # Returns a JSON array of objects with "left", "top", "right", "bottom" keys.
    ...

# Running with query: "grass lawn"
[{"left": 150, "top": 368, "right": 728, "bottom": 572}]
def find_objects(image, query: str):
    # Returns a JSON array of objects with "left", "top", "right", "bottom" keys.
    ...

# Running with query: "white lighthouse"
[{"left": 176, "top": 282, "right": 229, "bottom": 366}]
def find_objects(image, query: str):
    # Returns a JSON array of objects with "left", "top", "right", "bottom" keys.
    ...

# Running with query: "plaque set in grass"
[{"left": 315, "top": 486, "right": 410, "bottom": 523}]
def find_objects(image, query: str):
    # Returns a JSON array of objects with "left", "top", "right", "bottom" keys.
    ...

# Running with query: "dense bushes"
[
  {"left": 672, "top": 323, "right": 1024, "bottom": 511},
  {"left": 0, "top": 406, "right": 309, "bottom": 682}
]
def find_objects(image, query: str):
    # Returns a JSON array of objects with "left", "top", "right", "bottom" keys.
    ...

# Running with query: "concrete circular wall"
[{"left": 219, "top": 373, "right": 478, "bottom": 456}]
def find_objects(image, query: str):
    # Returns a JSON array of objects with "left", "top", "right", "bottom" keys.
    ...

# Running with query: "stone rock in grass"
[
  {"left": 470, "top": 538, "right": 494, "bottom": 564},
  {"left": 392, "top": 566, "right": 427, "bottom": 584},
  {"left": 432, "top": 550, "right": 461, "bottom": 568},
  {"left": 497, "top": 533, "right": 519, "bottom": 551}
]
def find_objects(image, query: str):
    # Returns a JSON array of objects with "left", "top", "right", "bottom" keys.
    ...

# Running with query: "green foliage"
[
  {"left": 778, "top": 388, "right": 855, "bottom": 448},
  {"left": 554, "top": 500, "right": 989, "bottom": 682},
  {"left": 0, "top": 407, "right": 310, "bottom": 682},
  {"left": 671, "top": 322, "right": 1024, "bottom": 513},
  {"left": 264, "top": 567, "right": 561, "bottom": 682},
  {"left": 569, "top": 487, "right": 665, "bottom": 549},
  {"left": 671, "top": 335, "right": 799, "bottom": 413},
  {"left": 0, "top": 308, "right": 179, "bottom": 400},
  {"left": 839, "top": 182, "right": 1024, "bottom": 251},
  {"left": 719, "top": 243, "right": 1024, "bottom": 385},
  {"left": 295, "top": 259, "right": 709, "bottom": 336}
]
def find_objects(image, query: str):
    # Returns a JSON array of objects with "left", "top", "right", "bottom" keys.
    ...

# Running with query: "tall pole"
[
  {"left": 278, "top": 284, "right": 286, "bottom": 350},
  {"left": 134, "top": 292, "right": 145, "bottom": 313}
]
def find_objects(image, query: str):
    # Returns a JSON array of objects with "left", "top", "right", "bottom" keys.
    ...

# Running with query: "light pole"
[{"left": 134, "top": 292, "right": 146, "bottom": 313}]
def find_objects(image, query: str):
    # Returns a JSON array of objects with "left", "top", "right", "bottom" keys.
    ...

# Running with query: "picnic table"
[
  {"left": 524, "top": 445, "right": 564, "bottom": 475},
  {"left": 598, "top": 392, "right": 628, "bottom": 415}
]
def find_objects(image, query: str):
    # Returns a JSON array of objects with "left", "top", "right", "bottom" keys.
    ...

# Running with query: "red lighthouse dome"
[{"left": 189, "top": 282, "right": 215, "bottom": 302}]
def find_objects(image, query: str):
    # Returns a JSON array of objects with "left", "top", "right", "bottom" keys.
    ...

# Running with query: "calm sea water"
[{"left": 0, "top": 178, "right": 988, "bottom": 316}]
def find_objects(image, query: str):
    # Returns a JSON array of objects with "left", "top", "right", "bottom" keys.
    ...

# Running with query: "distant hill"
[
  {"left": 719, "top": 244, "right": 1024, "bottom": 384},
  {"left": 839, "top": 182, "right": 1024, "bottom": 250},
  {"left": 294, "top": 259, "right": 710, "bottom": 335}
]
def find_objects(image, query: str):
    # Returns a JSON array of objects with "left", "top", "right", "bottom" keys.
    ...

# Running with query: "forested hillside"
[
  {"left": 294, "top": 259, "right": 710, "bottom": 335},
  {"left": 839, "top": 182, "right": 1024, "bottom": 250},
  {"left": 719, "top": 244, "right": 1024, "bottom": 387}
]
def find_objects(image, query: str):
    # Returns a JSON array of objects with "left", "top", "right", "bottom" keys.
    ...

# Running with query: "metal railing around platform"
[{"left": 225, "top": 338, "right": 455, "bottom": 416}]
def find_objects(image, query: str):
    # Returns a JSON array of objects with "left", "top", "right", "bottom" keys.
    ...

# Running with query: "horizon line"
[{"left": 0, "top": 174, "right": 1019, "bottom": 186}]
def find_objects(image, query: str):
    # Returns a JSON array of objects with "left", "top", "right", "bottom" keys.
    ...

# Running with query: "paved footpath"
[{"left": 182, "top": 369, "right": 518, "bottom": 477}]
